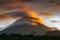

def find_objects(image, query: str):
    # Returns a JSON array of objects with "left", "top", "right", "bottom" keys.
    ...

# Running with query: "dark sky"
[{"left": 0, "top": 0, "right": 60, "bottom": 13}]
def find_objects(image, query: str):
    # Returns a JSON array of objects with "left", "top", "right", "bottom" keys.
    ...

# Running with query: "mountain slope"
[
  {"left": 0, "top": 14, "right": 20, "bottom": 31},
  {"left": 0, "top": 22, "right": 50, "bottom": 35},
  {"left": 0, "top": 11, "right": 51, "bottom": 35},
  {"left": 5, "top": 11, "right": 46, "bottom": 25}
]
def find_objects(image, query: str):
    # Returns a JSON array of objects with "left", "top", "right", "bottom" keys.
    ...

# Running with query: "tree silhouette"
[{"left": 0, "top": 31, "right": 60, "bottom": 40}]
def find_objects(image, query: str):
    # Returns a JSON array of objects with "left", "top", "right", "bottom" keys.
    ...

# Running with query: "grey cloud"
[
  {"left": 39, "top": 12, "right": 54, "bottom": 17},
  {"left": 51, "top": 20, "right": 60, "bottom": 23}
]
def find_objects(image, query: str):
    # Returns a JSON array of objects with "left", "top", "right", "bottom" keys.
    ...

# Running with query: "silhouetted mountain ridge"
[
  {"left": 1, "top": 11, "right": 58, "bottom": 35},
  {"left": 0, "top": 22, "right": 50, "bottom": 35}
]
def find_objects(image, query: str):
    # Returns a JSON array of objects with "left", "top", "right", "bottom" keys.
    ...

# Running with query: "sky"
[
  {"left": 0, "top": 0, "right": 60, "bottom": 30},
  {"left": 0, "top": 14, "right": 20, "bottom": 31}
]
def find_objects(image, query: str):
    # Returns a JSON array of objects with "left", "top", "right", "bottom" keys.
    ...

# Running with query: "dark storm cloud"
[
  {"left": 56, "top": 2, "right": 60, "bottom": 6},
  {"left": 2, "top": 6, "right": 15, "bottom": 10},
  {"left": 0, "top": 0, "right": 33, "bottom": 5},
  {"left": 0, "top": 0, "right": 13, "bottom": 9},
  {"left": 21, "top": 0, "right": 34, "bottom": 2},
  {"left": 48, "top": 0, "right": 57, "bottom": 3},
  {"left": 0, "top": 0, "right": 11, "bottom": 3},
  {"left": 0, "top": 0, "right": 12, "bottom": 5},
  {"left": 48, "top": 0, "right": 60, "bottom": 6},
  {"left": 0, "top": 0, "right": 60, "bottom": 13},
  {"left": 0, "top": 0, "right": 60, "bottom": 5},
  {"left": 0, "top": 0, "right": 21, "bottom": 6},
  {"left": 0, "top": 0, "right": 33, "bottom": 11}
]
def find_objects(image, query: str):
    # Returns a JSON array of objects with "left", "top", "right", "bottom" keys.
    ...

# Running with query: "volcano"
[{"left": 0, "top": 11, "right": 51, "bottom": 35}]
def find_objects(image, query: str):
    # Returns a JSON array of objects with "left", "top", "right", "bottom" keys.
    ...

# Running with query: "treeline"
[{"left": 0, "top": 33, "right": 60, "bottom": 40}]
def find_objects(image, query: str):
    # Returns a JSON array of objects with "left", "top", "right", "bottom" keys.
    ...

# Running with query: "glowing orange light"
[{"left": 27, "top": 11, "right": 45, "bottom": 24}]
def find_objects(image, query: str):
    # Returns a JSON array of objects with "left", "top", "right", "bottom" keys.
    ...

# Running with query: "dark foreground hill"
[
  {"left": 0, "top": 33, "right": 60, "bottom": 40},
  {"left": 45, "top": 30, "right": 60, "bottom": 36}
]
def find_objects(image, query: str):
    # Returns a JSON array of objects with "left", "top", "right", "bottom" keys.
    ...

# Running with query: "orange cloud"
[
  {"left": 0, "top": 13, "right": 21, "bottom": 22},
  {"left": 0, "top": 14, "right": 10, "bottom": 18},
  {"left": 17, "top": 6, "right": 32, "bottom": 11}
]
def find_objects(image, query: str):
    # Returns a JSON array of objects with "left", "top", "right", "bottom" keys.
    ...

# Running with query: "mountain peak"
[
  {"left": 0, "top": 11, "right": 51, "bottom": 35},
  {"left": 5, "top": 11, "right": 46, "bottom": 25}
]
